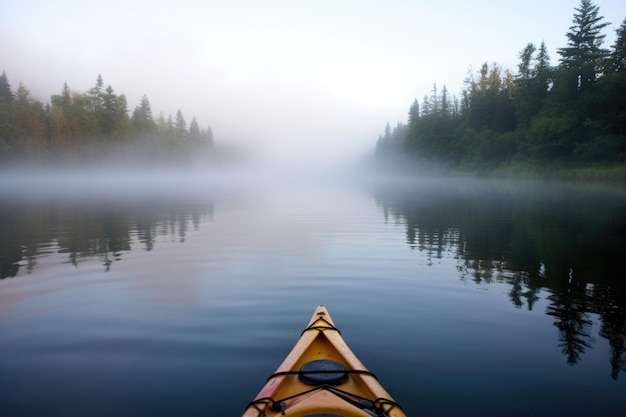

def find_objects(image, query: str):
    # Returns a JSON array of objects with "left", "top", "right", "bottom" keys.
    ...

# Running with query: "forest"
[
  {"left": 375, "top": 0, "right": 626, "bottom": 179},
  {"left": 0, "top": 73, "right": 215, "bottom": 166}
]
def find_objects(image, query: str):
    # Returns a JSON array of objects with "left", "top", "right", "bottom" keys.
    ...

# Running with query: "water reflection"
[
  {"left": 0, "top": 198, "right": 214, "bottom": 276},
  {"left": 374, "top": 179, "right": 626, "bottom": 379},
  {"left": 2, "top": 176, "right": 625, "bottom": 385}
]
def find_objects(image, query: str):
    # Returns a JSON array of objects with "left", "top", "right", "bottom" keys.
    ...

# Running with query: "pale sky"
[{"left": 1, "top": 0, "right": 625, "bottom": 162}]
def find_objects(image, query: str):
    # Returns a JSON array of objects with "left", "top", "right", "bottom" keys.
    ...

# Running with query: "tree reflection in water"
[
  {"left": 1, "top": 178, "right": 625, "bottom": 381},
  {"left": 0, "top": 199, "right": 214, "bottom": 276},
  {"left": 374, "top": 178, "right": 626, "bottom": 379}
]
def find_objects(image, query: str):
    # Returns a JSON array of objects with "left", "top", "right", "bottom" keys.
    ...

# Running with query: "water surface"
[{"left": 1, "top": 174, "right": 625, "bottom": 416}]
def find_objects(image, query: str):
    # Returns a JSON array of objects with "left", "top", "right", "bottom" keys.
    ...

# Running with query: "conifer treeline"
[
  {"left": 0, "top": 73, "right": 215, "bottom": 164},
  {"left": 376, "top": 1, "right": 626, "bottom": 176}
]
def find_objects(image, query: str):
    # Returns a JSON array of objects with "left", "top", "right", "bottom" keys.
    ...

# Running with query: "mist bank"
[
  {"left": 0, "top": 149, "right": 378, "bottom": 203},
  {"left": 374, "top": 2, "right": 626, "bottom": 181}
]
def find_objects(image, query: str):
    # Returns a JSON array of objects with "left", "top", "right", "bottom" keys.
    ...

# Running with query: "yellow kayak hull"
[{"left": 242, "top": 306, "right": 406, "bottom": 417}]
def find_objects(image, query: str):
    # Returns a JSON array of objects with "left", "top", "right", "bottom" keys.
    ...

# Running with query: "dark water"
[{"left": 1, "top": 173, "right": 625, "bottom": 416}]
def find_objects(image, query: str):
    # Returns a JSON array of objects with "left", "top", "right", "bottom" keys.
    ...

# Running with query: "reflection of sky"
[
  {"left": 1, "top": 189, "right": 412, "bottom": 312},
  {"left": 1, "top": 179, "right": 625, "bottom": 416}
]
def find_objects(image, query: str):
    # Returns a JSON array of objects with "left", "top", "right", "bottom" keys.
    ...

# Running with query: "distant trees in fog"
[
  {"left": 0, "top": 72, "right": 214, "bottom": 165},
  {"left": 376, "top": 0, "right": 626, "bottom": 177}
]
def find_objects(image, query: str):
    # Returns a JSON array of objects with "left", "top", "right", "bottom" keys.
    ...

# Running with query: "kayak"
[{"left": 242, "top": 305, "right": 407, "bottom": 417}]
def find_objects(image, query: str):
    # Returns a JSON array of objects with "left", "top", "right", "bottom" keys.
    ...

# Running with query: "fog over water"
[
  {"left": 3, "top": 3, "right": 626, "bottom": 415},
  {"left": 2, "top": 148, "right": 626, "bottom": 417},
  {"left": 0, "top": 147, "right": 375, "bottom": 201}
]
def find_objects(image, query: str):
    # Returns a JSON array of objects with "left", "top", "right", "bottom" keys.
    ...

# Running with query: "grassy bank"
[{"left": 487, "top": 162, "right": 626, "bottom": 182}]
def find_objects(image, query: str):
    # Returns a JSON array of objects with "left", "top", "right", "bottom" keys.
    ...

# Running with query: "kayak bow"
[{"left": 242, "top": 306, "right": 406, "bottom": 417}]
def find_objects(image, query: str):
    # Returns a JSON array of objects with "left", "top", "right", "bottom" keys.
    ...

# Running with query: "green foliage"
[
  {"left": 132, "top": 94, "right": 156, "bottom": 137},
  {"left": 0, "top": 70, "right": 14, "bottom": 105},
  {"left": 174, "top": 109, "right": 187, "bottom": 141},
  {"left": 0, "top": 73, "right": 215, "bottom": 164},
  {"left": 573, "top": 135, "right": 624, "bottom": 163},
  {"left": 13, "top": 84, "right": 47, "bottom": 157},
  {"left": 608, "top": 18, "right": 626, "bottom": 72},
  {"left": 189, "top": 116, "right": 201, "bottom": 143},
  {"left": 375, "top": 0, "right": 626, "bottom": 179},
  {"left": 557, "top": 0, "right": 610, "bottom": 93},
  {"left": 515, "top": 42, "right": 552, "bottom": 128}
]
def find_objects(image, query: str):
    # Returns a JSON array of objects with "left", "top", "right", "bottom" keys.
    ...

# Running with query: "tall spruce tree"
[
  {"left": 535, "top": 41, "right": 552, "bottom": 90},
  {"left": 515, "top": 43, "right": 539, "bottom": 127},
  {"left": 0, "top": 70, "right": 14, "bottom": 105},
  {"left": 189, "top": 116, "right": 201, "bottom": 143},
  {"left": 132, "top": 94, "right": 156, "bottom": 137},
  {"left": 557, "top": 0, "right": 610, "bottom": 92},
  {"left": 608, "top": 18, "right": 626, "bottom": 73},
  {"left": 174, "top": 109, "right": 187, "bottom": 140},
  {"left": 201, "top": 125, "right": 214, "bottom": 146}
]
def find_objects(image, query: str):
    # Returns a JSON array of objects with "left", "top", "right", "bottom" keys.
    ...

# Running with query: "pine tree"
[
  {"left": 441, "top": 85, "right": 450, "bottom": 118},
  {"left": 0, "top": 70, "right": 14, "bottom": 105},
  {"left": 0, "top": 70, "right": 16, "bottom": 158},
  {"left": 100, "top": 84, "right": 129, "bottom": 137},
  {"left": 88, "top": 74, "right": 105, "bottom": 113},
  {"left": 131, "top": 94, "right": 156, "bottom": 137},
  {"left": 557, "top": 0, "right": 610, "bottom": 92},
  {"left": 408, "top": 99, "right": 420, "bottom": 126},
  {"left": 515, "top": 43, "right": 552, "bottom": 128},
  {"left": 518, "top": 43, "right": 537, "bottom": 81},
  {"left": 174, "top": 109, "right": 187, "bottom": 140},
  {"left": 189, "top": 116, "right": 201, "bottom": 143},
  {"left": 535, "top": 41, "right": 552, "bottom": 91},
  {"left": 608, "top": 18, "right": 626, "bottom": 73},
  {"left": 48, "top": 82, "right": 74, "bottom": 151},
  {"left": 201, "top": 125, "right": 214, "bottom": 146},
  {"left": 51, "top": 82, "right": 72, "bottom": 110}
]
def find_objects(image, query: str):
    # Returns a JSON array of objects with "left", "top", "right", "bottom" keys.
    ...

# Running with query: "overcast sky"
[{"left": 2, "top": 0, "right": 625, "bottom": 162}]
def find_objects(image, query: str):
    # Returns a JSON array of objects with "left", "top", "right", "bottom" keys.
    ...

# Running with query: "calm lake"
[{"left": 1, "top": 169, "right": 625, "bottom": 416}]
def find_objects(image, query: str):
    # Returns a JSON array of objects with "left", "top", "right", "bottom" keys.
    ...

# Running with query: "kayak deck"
[{"left": 242, "top": 306, "right": 406, "bottom": 417}]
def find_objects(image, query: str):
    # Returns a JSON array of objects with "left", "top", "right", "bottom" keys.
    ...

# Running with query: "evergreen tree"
[
  {"left": 557, "top": 0, "right": 610, "bottom": 92},
  {"left": 100, "top": 84, "right": 129, "bottom": 138},
  {"left": 535, "top": 41, "right": 553, "bottom": 95},
  {"left": 66, "top": 91, "right": 100, "bottom": 145},
  {"left": 201, "top": 125, "right": 214, "bottom": 146},
  {"left": 373, "top": 2, "right": 624, "bottom": 174},
  {"left": 376, "top": 121, "right": 408, "bottom": 157},
  {"left": 466, "top": 62, "right": 515, "bottom": 132},
  {"left": 408, "top": 99, "right": 420, "bottom": 126},
  {"left": 88, "top": 74, "right": 105, "bottom": 113},
  {"left": 0, "top": 73, "right": 215, "bottom": 162},
  {"left": 440, "top": 85, "right": 450, "bottom": 118},
  {"left": 515, "top": 43, "right": 553, "bottom": 129},
  {"left": 0, "top": 71, "right": 16, "bottom": 158},
  {"left": 518, "top": 43, "right": 537, "bottom": 81},
  {"left": 48, "top": 82, "right": 74, "bottom": 151},
  {"left": 131, "top": 94, "right": 156, "bottom": 137},
  {"left": 405, "top": 99, "right": 421, "bottom": 153},
  {"left": 421, "top": 94, "right": 432, "bottom": 117},
  {"left": 14, "top": 83, "right": 47, "bottom": 156},
  {"left": 100, "top": 85, "right": 117, "bottom": 136},
  {"left": 430, "top": 83, "right": 440, "bottom": 116},
  {"left": 166, "top": 114, "right": 175, "bottom": 138},
  {"left": 189, "top": 116, "right": 201, "bottom": 143},
  {"left": 52, "top": 82, "right": 72, "bottom": 109},
  {"left": 608, "top": 18, "right": 626, "bottom": 73},
  {"left": 174, "top": 109, "right": 187, "bottom": 140},
  {"left": 515, "top": 43, "right": 539, "bottom": 127},
  {"left": 0, "top": 70, "right": 15, "bottom": 105}
]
